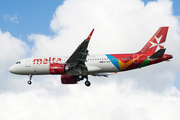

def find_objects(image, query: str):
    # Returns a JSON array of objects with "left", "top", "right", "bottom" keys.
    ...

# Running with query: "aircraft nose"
[
  {"left": 9, "top": 66, "right": 17, "bottom": 74},
  {"left": 9, "top": 66, "right": 14, "bottom": 73}
]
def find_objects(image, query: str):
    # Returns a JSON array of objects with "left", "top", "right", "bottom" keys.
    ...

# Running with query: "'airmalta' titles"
[{"left": 33, "top": 57, "right": 62, "bottom": 64}]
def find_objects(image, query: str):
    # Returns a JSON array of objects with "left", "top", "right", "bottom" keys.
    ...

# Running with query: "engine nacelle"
[
  {"left": 50, "top": 63, "right": 67, "bottom": 74},
  {"left": 61, "top": 75, "right": 77, "bottom": 84}
]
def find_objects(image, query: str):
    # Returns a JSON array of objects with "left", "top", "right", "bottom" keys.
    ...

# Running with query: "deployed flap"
[
  {"left": 92, "top": 73, "right": 110, "bottom": 77},
  {"left": 66, "top": 29, "right": 94, "bottom": 69},
  {"left": 149, "top": 48, "right": 166, "bottom": 59},
  {"left": 92, "top": 72, "right": 117, "bottom": 77}
]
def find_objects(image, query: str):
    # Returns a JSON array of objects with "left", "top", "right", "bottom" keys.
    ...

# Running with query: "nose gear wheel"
[{"left": 27, "top": 74, "right": 32, "bottom": 85}]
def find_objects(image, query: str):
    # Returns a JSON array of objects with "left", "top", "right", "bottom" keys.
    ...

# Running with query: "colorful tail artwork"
[{"left": 106, "top": 27, "right": 172, "bottom": 71}]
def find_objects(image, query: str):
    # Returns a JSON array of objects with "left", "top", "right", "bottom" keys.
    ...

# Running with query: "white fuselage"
[{"left": 9, "top": 55, "right": 119, "bottom": 76}]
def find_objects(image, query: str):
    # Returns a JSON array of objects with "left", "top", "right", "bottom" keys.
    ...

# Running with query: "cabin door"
[
  {"left": 25, "top": 58, "right": 30, "bottom": 67},
  {"left": 133, "top": 54, "right": 139, "bottom": 63}
]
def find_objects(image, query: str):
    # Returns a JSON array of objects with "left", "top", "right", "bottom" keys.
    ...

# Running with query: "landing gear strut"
[
  {"left": 84, "top": 75, "right": 91, "bottom": 87},
  {"left": 76, "top": 66, "right": 91, "bottom": 87},
  {"left": 77, "top": 75, "right": 91, "bottom": 87},
  {"left": 27, "top": 74, "right": 32, "bottom": 85}
]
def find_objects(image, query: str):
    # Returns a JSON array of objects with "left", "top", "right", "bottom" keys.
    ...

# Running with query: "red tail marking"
[{"left": 138, "top": 27, "right": 169, "bottom": 54}]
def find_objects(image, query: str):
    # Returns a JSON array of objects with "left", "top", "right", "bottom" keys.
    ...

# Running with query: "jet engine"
[
  {"left": 50, "top": 63, "right": 69, "bottom": 74},
  {"left": 61, "top": 75, "right": 77, "bottom": 84}
]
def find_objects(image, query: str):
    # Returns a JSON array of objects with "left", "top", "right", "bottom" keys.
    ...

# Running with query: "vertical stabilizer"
[{"left": 137, "top": 27, "right": 169, "bottom": 54}]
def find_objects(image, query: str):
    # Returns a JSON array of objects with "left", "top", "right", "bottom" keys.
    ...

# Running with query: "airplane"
[{"left": 9, "top": 27, "right": 173, "bottom": 87}]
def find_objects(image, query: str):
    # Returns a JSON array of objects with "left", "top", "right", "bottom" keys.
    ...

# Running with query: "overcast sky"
[{"left": 0, "top": 0, "right": 180, "bottom": 120}]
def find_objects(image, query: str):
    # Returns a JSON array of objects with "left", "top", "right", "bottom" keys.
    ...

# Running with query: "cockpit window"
[{"left": 16, "top": 61, "right": 21, "bottom": 64}]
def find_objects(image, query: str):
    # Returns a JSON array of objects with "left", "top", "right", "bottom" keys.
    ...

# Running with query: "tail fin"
[{"left": 137, "top": 27, "right": 169, "bottom": 54}]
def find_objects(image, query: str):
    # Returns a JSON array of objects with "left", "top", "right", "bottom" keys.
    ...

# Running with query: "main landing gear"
[
  {"left": 85, "top": 80, "right": 91, "bottom": 87},
  {"left": 78, "top": 75, "right": 91, "bottom": 87},
  {"left": 27, "top": 74, "right": 32, "bottom": 85}
]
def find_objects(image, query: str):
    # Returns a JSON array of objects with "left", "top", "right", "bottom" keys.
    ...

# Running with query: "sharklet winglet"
[{"left": 86, "top": 29, "right": 94, "bottom": 40}]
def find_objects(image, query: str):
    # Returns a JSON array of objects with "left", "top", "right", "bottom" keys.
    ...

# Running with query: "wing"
[{"left": 66, "top": 29, "right": 94, "bottom": 72}]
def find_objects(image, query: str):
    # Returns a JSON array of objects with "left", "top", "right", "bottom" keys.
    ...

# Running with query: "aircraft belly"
[
  {"left": 32, "top": 64, "right": 50, "bottom": 75},
  {"left": 19, "top": 64, "right": 50, "bottom": 75}
]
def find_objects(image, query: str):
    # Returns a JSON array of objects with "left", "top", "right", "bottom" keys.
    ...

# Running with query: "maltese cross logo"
[{"left": 149, "top": 35, "right": 164, "bottom": 52}]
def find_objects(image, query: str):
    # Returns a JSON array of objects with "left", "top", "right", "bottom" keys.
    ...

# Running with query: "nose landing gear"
[{"left": 27, "top": 74, "right": 32, "bottom": 85}]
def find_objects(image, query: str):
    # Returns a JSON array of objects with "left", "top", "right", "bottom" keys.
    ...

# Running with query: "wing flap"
[{"left": 92, "top": 73, "right": 116, "bottom": 77}]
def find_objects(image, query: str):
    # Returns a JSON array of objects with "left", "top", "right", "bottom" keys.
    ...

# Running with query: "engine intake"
[{"left": 50, "top": 63, "right": 67, "bottom": 74}]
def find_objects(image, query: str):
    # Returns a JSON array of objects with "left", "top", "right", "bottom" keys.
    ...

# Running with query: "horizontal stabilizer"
[{"left": 149, "top": 48, "right": 166, "bottom": 59}]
